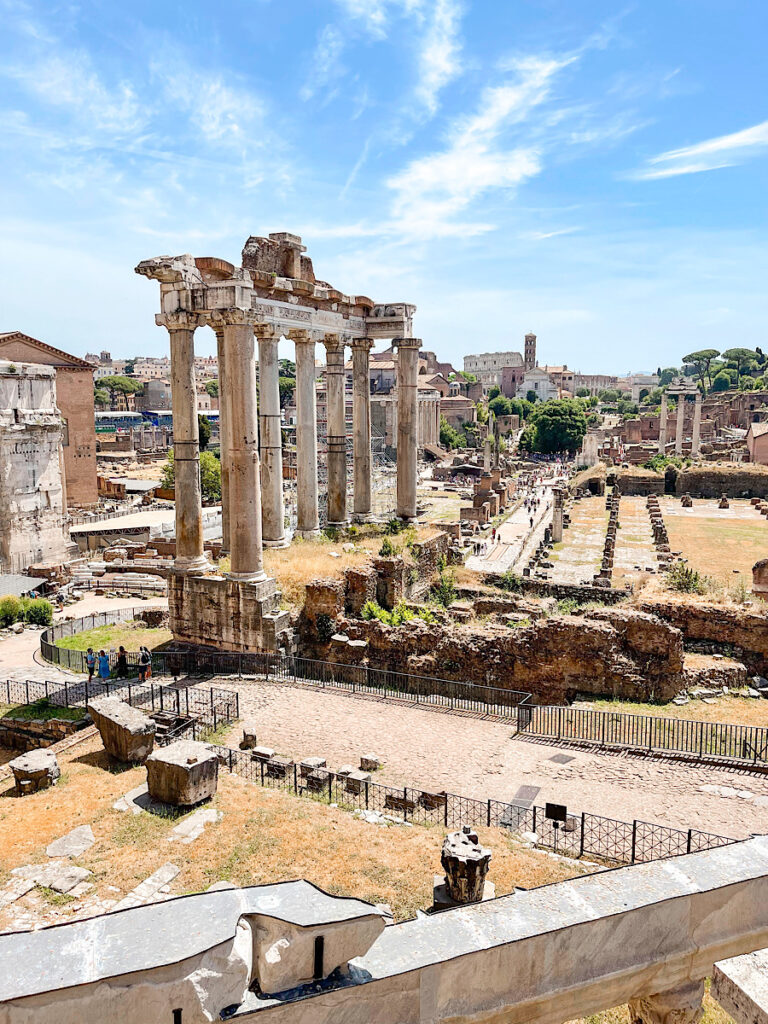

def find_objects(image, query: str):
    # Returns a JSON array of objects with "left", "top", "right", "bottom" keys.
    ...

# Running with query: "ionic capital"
[
  {"left": 205, "top": 308, "right": 259, "bottom": 330},
  {"left": 392, "top": 336, "right": 423, "bottom": 350},
  {"left": 253, "top": 323, "right": 280, "bottom": 342},
  {"left": 288, "top": 328, "right": 312, "bottom": 345},
  {"left": 350, "top": 337, "right": 375, "bottom": 353},
  {"left": 155, "top": 311, "right": 200, "bottom": 332}
]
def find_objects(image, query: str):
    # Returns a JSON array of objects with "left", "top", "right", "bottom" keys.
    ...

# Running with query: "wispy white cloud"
[
  {"left": 629, "top": 120, "right": 768, "bottom": 179},
  {"left": 300, "top": 24, "right": 346, "bottom": 101},
  {"left": 340, "top": 136, "right": 373, "bottom": 198},
  {"left": 155, "top": 62, "right": 265, "bottom": 144},
  {"left": 414, "top": 0, "right": 463, "bottom": 114},
  {"left": 520, "top": 227, "right": 582, "bottom": 241}
]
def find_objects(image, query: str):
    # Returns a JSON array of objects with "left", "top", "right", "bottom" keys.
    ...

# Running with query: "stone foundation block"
[
  {"left": 9, "top": 748, "right": 60, "bottom": 796},
  {"left": 88, "top": 697, "right": 156, "bottom": 763},
  {"left": 145, "top": 740, "right": 218, "bottom": 807}
]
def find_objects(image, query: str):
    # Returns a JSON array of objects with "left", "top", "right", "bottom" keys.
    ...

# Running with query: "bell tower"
[{"left": 524, "top": 332, "right": 536, "bottom": 371}]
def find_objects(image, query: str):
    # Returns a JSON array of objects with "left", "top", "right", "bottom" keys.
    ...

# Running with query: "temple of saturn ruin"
[
  {"left": 135, "top": 232, "right": 420, "bottom": 652},
  {"left": 3, "top": 836, "right": 768, "bottom": 1023}
]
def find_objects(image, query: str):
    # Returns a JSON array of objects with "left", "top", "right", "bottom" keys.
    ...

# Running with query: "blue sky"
[{"left": 0, "top": 0, "right": 766, "bottom": 373}]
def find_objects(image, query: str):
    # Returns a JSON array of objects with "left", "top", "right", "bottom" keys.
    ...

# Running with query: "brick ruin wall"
[
  {"left": 643, "top": 600, "right": 768, "bottom": 675},
  {"left": 614, "top": 465, "right": 768, "bottom": 498}
]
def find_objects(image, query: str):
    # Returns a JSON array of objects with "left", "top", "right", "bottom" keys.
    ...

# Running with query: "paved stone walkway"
[{"left": 226, "top": 677, "right": 768, "bottom": 840}]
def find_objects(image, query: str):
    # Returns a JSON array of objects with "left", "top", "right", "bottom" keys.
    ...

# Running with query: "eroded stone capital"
[
  {"left": 350, "top": 337, "right": 375, "bottom": 353},
  {"left": 253, "top": 323, "right": 280, "bottom": 342},
  {"left": 288, "top": 328, "right": 312, "bottom": 345},
  {"left": 629, "top": 981, "right": 705, "bottom": 1024},
  {"left": 136, "top": 254, "right": 202, "bottom": 288},
  {"left": 322, "top": 332, "right": 345, "bottom": 354},
  {"left": 392, "top": 336, "right": 423, "bottom": 350},
  {"left": 205, "top": 308, "right": 259, "bottom": 330},
  {"left": 155, "top": 311, "right": 200, "bottom": 332}
]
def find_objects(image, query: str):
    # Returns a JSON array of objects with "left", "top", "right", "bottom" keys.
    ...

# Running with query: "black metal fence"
[
  {"left": 517, "top": 704, "right": 768, "bottom": 767},
  {"left": 169, "top": 725, "right": 736, "bottom": 866},
  {"left": 41, "top": 608, "right": 165, "bottom": 674},
  {"left": 1, "top": 676, "right": 238, "bottom": 727},
  {"left": 70, "top": 578, "right": 167, "bottom": 596}
]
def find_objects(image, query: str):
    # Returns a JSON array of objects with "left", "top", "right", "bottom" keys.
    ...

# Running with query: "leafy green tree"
[
  {"left": 526, "top": 390, "right": 538, "bottom": 404},
  {"left": 520, "top": 399, "right": 587, "bottom": 453},
  {"left": 722, "top": 348, "right": 757, "bottom": 381},
  {"left": 439, "top": 416, "right": 463, "bottom": 449},
  {"left": 488, "top": 395, "right": 511, "bottom": 418},
  {"left": 576, "top": 387, "right": 590, "bottom": 397},
  {"left": 459, "top": 371, "right": 477, "bottom": 383},
  {"left": 739, "top": 375, "right": 757, "bottom": 391},
  {"left": 711, "top": 371, "right": 732, "bottom": 392},
  {"left": 205, "top": 379, "right": 219, "bottom": 398},
  {"left": 123, "top": 360, "right": 136, "bottom": 375},
  {"left": 682, "top": 350, "right": 719, "bottom": 390},
  {"left": 279, "top": 358, "right": 296, "bottom": 377},
  {"left": 198, "top": 415, "right": 211, "bottom": 451},
  {"left": 658, "top": 366, "right": 679, "bottom": 387},
  {"left": 487, "top": 385, "right": 501, "bottom": 400},
  {"left": 161, "top": 451, "right": 221, "bottom": 502},
  {"left": 278, "top": 376, "right": 296, "bottom": 408},
  {"left": 99, "top": 375, "right": 143, "bottom": 395},
  {"left": 94, "top": 387, "right": 110, "bottom": 407},
  {"left": 476, "top": 401, "right": 488, "bottom": 425},
  {"left": 598, "top": 388, "right": 621, "bottom": 403}
]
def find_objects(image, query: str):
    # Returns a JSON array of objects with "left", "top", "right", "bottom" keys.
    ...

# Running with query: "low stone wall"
[
  {"left": 643, "top": 599, "right": 768, "bottom": 674},
  {"left": 482, "top": 574, "right": 629, "bottom": 606},
  {"left": 0, "top": 716, "right": 85, "bottom": 752},
  {"left": 320, "top": 606, "right": 683, "bottom": 703},
  {"left": 675, "top": 465, "right": 768, "bottom": 498},
  {"left": 616, "top": 469, "right": 666, "bottom": 496}
]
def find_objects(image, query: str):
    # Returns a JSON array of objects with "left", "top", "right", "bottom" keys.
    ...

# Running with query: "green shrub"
[
  {"left": 379, "top": 538, "right": 398, "bottom": 557},
  {"left": 0, "top": 595, "right": 22, "bottom": 627},
  {"left": 361, "top": 600, "right": 390, "bottom": 623},
  {"left": 556, "top": 597, "right": 579, "bottom": 616},
  {"left": 666, "top": 561, "right": 708, "bottom": 595},
  {"left": 384, "top": 517, "right": 406, "bottom": 536},
  {"left": 432, "top": 569, "right": 456, "bottom": 608},
  {"left": 497, "top": 570, "right": 523, "bottom": 592},
  {"left": 24, "top": 599, "right": 53, "bottom": 626}
]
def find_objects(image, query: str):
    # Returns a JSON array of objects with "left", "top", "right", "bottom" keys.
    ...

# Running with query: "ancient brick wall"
[
  {"left": 643, "top": 599, "right": 768, "bottom": 674},
  {"left": 0, "top": 716, "right": 84, "bottom": 752}
]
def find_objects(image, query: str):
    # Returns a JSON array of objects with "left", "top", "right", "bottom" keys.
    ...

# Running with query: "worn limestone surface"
[
  {"left": 146, "top": 740, "right": 219, "bottom": 806},
  {"left": 320, "top": 606, "right": 683, "bottom": 702},
  {"left": 9, "top": 748, "right": 60, "bottom": 795},
  {"left": 46, "top": 825, "right": 95, "bottom": 859},
  {"left": 88, "top": 698, "right": 156, "bottom": 763}
]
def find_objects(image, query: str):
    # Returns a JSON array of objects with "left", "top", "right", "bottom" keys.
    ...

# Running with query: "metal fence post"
[
  {"left": 229, "top": 750, "right": 234, "bottom": 773},
  {"left": 579, "top": 812, "right": 586, "bottom": 857},
  {"left": 631, "top": 820, "right": 638, "bottom": 864},
  {"left": 64, "top": 680, "right": 69, "bottom": 706},
  {"left": 44, "top": 680, "right": 49, "bottom": 700},
  {"left": 365, "top": 780, "right": 369, "bottom": 810},
  {"left": 25, "top": 680, "right": 29, "bottom": 704},
  {"left": 329, "top": 774, "right": 334, "bottom": 803},
  {"left": 686, "top": 829, "right": 693, "bottom": 854},
  {"left": 486, "top": 799, "right": 491, "bottom": 827},
  {"left": 532, "top": 805, "right": 537, "bottom": 833},
  {"left": 84, "top": 679, "right": 89, "bottom": 704},
  {"left": 294, "top": 764, "right": 298, "bottom": 794}
]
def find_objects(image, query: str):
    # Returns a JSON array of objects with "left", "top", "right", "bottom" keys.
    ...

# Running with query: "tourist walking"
[
  {"left": 138, "top": 646, "right": 151, "bottom": 682},
  {"left": 85, "top": 647, "right": 96, "bottom": 682},
  {"left": 98, "top": 650, "right": 110, "bottom": 681},
  {"left": 116, "top": 646, "right": 128, "bottom": 679}
]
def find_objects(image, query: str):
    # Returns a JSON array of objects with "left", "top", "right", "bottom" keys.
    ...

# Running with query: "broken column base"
[
  {"left": 168, "top": 572, "right": 291, "bottom": 652},
  {"left": 432, "top": 875, "right": 496, "bottom": 911}
]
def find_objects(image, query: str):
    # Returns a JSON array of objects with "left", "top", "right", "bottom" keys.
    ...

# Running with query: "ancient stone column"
[
  {"left": 255, "top": 324, "right": 287, "bottom": 548},
  {"left": 157, "top": 312, "right": 209, "bottom": 575},
  {"left": 291, "top": 329, "right": 320, "bottom": 538},
  {"left": 216, "top": 310, "right": 265, "bottom": 581},
  {"left": 213, "top": 327, "right": 231, "bottom": 554},
  {"left": 628, "top": 980, "right": 704, "bottom": 1024},
  {"left": 322, "top": 333, "right": 348, "bottom": 528},
  {"left": 658, "top": 393, "right": 668, "bottom": 454},
  {"left": 552, "top": 487, "right": 564, "bottom": 543},
  {"left": 350, "top": 337, "right": 374, "bottom": 521},
  {"left": 393, "top": 337, "right": 422, "bottom": 521},
  {"left": 440, "top": 827, "right": 492, "bottom": 904},
  {"left": 691, "top": 391, "right": 702, "bottom": 458},
  {"left": 675, "top": 395, "right": 685, "bottom": 455}
]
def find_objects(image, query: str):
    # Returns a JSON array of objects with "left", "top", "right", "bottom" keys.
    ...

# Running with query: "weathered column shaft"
[
  {"left": 394, "top": 337, "right": 422, "bottom": 520},
  {"left": 658, "top": 393, "right": 668, "bottom": 454},
  {"left": 256, "top": 326, "right": 287, "bottom": 547},
  {"left": 159, "top": 313, "right": 209, "bottom": 574},
  {"left": 323, "top": 333, "right": 348, "bottom": 527},
  {"left": 214, "top": 328, "right": 231, "bottom": 554},
  {"left": 691, "top": 392, "right": 702, "bottom": 458},
  {"left": 219, "top": 312, "right": 265, "bottom": 580},
  {"left": 351, "top": 338, "right": 374, "bottom": 521},
  {"left": 629, "top": 980, "right": 705, "bottom": 1024},
  {"left": 675, "top": 396, "right": 685, "bottom": 455},
  {"left": 292, "top": 330, "right": 320, "bottom": 537}
]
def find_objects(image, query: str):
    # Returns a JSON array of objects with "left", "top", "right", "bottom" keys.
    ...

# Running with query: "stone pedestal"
[
  {"left": 439, "top": 826, "right": 492, "bottom": 905},
  {"left": 351, "top": 338, "right": 375, "bottom": 521},
  {"left": 292, "top": 330, "right": 320, "bottom": 538},
  {"left": 10, "top": 748, "right": 60, "bottom": 795},
  {"left": 323, "top": 333, "right": 349, "bottom": 527},
  {"left": 88, "top": 697, "right": 156, "bottom": 763},
  {"left": 393, "top": 337, "right": 422, "bottom": 521},
  {"left": 146, "top": 740, "right": 219, "bottom": 806},
  {"left": 256, "top": 325, "right": 288, "bottom": 548},
  {"left": 158, "top": 313, "right": 210, "bottom": 575}
]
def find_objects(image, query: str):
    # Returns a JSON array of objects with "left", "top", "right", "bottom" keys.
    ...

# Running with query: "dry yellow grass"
[
  {"left": 583, "top": 691, "right": 768, "bottom": 728},
  {"left": 0, "top": 733, "right": 596, "bottom": 927},
  {"left": 663, "top": 508, "right": 766, "bottom": 586},
  {"left": 568, "top": 986, "right": 733, "bottom": 1024}
]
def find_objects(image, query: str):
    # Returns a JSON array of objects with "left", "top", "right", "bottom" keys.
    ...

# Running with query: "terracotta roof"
[{"left": 0, "top": 331, "right": 96, "bottom": 370}]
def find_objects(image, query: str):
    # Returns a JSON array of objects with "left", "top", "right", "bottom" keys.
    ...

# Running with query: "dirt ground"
[
  {"left": 0, "top": 733, "right": 594, "bottom": 931},
  {"left": 661, "top": 496, "right": 766, "bottom": 586},
  {"left": 220, "top": 677, "right": 768, "bottom": 839}
]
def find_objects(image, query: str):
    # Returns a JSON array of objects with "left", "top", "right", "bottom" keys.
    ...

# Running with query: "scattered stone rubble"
[{"left": 9, "top": 748, "right": 60, "bottom": 796}]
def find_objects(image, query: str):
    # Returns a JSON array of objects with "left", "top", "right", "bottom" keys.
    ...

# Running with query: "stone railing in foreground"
[{"left": 2, "top": 837, "right": 768, "bottom": 1023}]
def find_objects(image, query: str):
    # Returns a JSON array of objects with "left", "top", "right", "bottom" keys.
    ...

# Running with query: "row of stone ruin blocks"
[
  {"left": 646, "top": 496, "right": 674, "bottom": 569},
  {"left": 593, "top": 489, "right": 621, "bottom": 588},
  {"left": 524, "top": 503, "right": 572, "bottom": 580},
  {"left": 460, "top": 469, "right": 514, "bottom": 526},
  {"left": 750, "top": 496, "right": 768, "bottom": 518}
]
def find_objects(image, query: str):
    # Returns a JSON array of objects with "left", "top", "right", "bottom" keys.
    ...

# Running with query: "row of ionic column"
[{"left": 160, "top": 312, "right": 422, "bottom": 579}]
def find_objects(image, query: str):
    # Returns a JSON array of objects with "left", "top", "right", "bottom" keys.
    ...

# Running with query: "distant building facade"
[{"left": 0, "top": 332, "right": 97, "bottom": 507}]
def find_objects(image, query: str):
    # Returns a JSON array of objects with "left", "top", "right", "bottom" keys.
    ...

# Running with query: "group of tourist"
[{"left": 85, "top": 645, "right": 153, "bottom": 683}]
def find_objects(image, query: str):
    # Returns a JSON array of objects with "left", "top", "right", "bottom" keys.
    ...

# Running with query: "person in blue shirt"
[
  {"left": 85, "top": 647, "right": 96, "bottom": 681},
  {"left": 98, "top": 650, "right": 110, "bottom": 680}
]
